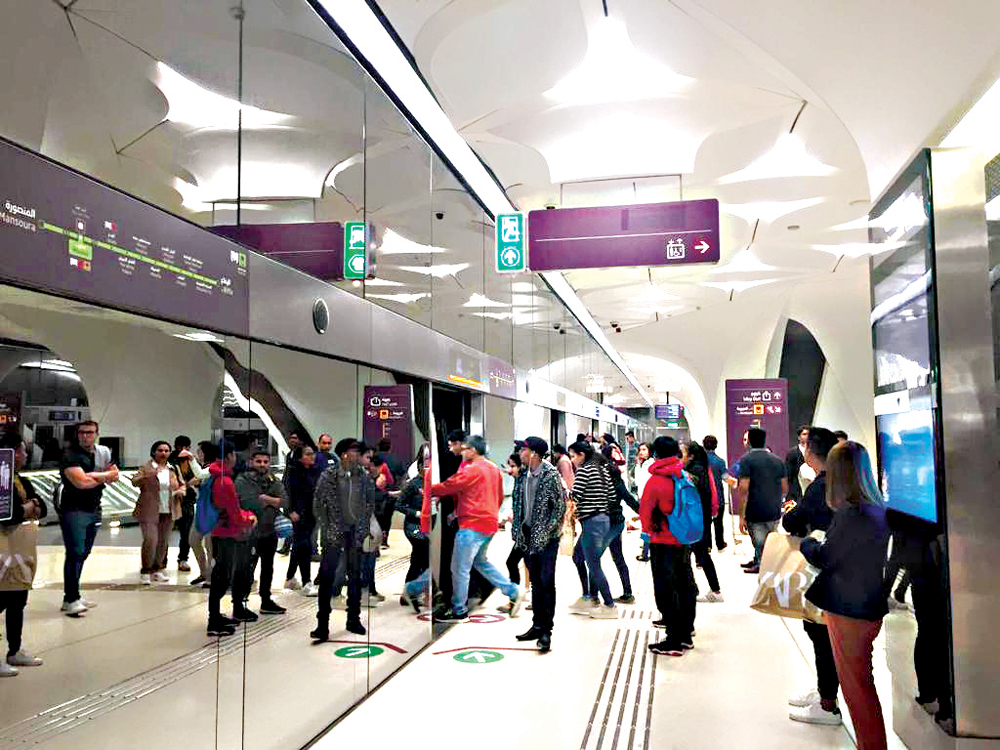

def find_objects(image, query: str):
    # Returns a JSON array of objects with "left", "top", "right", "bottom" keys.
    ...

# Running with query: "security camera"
[
  {"left": 435, "top": 211, "right": 445, "bottom": 220},
  {"left": 545, "top": 204, "right": 556, "bottom": 210},
  {"left": 610, "top": 321, "right": 619, "bottom": 328},
  {"left": 553, "top": 323, "right": 561, "bottom": 331}
]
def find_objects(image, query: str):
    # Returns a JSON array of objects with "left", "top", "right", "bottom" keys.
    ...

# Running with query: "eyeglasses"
[{"left": 78, "top": 430, "right": 97, "bottom": 435}]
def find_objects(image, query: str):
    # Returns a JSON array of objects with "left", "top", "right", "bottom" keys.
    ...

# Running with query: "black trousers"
[
  {"left": 692, "top": 538, "right": 721, "bottom": 593},
  {"left": 506, "top": 544, "right": 527, "bottom": 585},
  {"left": 911, "top": 561, "right": 950, "bottom": 708},
  {"left": 650, "top": 543, "right": 696, "bottom": 642},
  {"left": 209, "top": 537, "right": 251, "bottom": 619},
  {"left": 803, "top": 619, "right": 840, "bottom": 702},
  {"left": 246, "top": 534, "right": 278, "bottom": 602},
  {"left": 712, "top": 509, "right": 726, "bottom": 550},
  {"left": 0, "top": 589, "right": 28, "bottom": 656},
  {"left": 317, "top": 530, "right": 362, "bottom": 625},
  {"left": 527, "top": 540, "right": 559, "bottom": 635},
  {"left": 286, "top": 520, "right": 314, "bottom": 585},
  {"left": 377, "top": 503, "right": 395, "bottom": 546},
  {"left": 405, "top": 534, "right": 430, "bottom": 583},
  {"left": 176, "top": 506, "right": 194, "bottom": 562}
]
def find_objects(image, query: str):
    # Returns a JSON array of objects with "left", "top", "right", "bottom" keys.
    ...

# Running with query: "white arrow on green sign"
[
  {"left": 453, "top": 649, "right": 504, "bottom": 664},
  {"left": 495, "top": 213, "right": 526, "bottom": 273},
  {"left": 344, "top": 221, "right": 367, "bottom": 280},
  {"left": 334, "top": 645, "right": 384, "bottom": 659}
]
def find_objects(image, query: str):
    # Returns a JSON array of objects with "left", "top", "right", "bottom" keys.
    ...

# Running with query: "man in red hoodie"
[
  {"left": 207, "top": 440, "right": 257, "bottom": 637},
  {"left": 639, "top": 436, "right": 697, "bottom": 657},
  {"left": 429, "top": 435, "right": 525, "bottom": 622}
]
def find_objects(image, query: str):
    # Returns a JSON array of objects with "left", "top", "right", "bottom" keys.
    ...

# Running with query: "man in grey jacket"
[
  {"left": 512, "top": 436, "right": 565, "bottom": 653},
  {"left": 234, "top": 449, "right": 286, "bottom": 616},
  {"left": 311, "top": 438, "right": 382, "bottom": 640}
]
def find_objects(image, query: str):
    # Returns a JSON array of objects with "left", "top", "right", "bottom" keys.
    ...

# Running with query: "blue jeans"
[
  {"left": 405, "top": 568, "right": 431, "bottom": 601},
  {"left": 579, "top": 514, "right": 613, "bottom": 606},
  {"left": 451, "top": 527, "right": 518, "bottom": 614},
  {"left": 748, "top": 520, "right": 779, "bottom": 566},
  {"left": 61, "top": 510, "right": 98, "bottom": 603}
]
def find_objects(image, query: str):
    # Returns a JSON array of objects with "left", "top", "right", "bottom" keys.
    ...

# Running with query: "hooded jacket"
[
  {"left": 209, "top": 460, "right": 256, "bottom": 539},
  {"left": 639, "top": 456, "right": 685, "bottom": 545},
  {"left": 512, "top": 460, "right": 565, "bottom": 554}
]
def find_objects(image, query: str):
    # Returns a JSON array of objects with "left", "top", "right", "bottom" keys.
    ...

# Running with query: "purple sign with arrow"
[{"left": 527, "top": 198, "right": 720, "bottom": 272}]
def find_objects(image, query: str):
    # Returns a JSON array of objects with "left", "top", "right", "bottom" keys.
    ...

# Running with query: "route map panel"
[{"left": 0, "top": 138, "right": 249, "bottom": 336}]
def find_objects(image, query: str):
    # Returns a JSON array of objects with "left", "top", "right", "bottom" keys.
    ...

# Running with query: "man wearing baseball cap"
[{"left": 512, "top": 437, "right": 565, "bottom": 652}]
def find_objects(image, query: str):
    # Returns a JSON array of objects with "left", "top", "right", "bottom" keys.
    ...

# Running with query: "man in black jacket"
[
  {"left": 511, "top": 437, "right": 565, "bottom": 653},
  {"left": 784, "top": 425, "right": 810, "bottom": 505},
  {"left": 782, "top": 427, "right": 842, "bottom": 726}
]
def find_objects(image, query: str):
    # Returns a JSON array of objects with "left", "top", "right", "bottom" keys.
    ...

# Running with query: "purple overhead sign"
[
  {"left": 724, "top": 379, "right": 789, "bottom": 470},
  {"left": 527, "top": 199, "right": 720, "bottom": 272}
]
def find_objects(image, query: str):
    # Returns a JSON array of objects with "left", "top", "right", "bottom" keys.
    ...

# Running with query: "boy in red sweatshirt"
[
  {"left": 429, "top": 435, "right": 525, "bottom": 622},
  {"left": 207, "top": 440, "right": 257, "bottom": 637},
  {"left": 639, "top": 436, "right": 697, "bottom": 656}
]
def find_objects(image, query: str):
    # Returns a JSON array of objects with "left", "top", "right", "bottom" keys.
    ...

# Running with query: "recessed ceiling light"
[
  {"left": 367, "top": 292, "right": 431, "bottom": 304},
  {"left": 361, "top": 278, "right": 405, "bottom": 287},
  {"left": 377, "top": 229, "right": 448, "bottom": 255},
  {"left": 543, "top": 16, "right": 693, "bottom": 106},
  {"left": 463, "top": 293, "right": 510, "bottom": 308},
  {"left": 394, "top": 263, "right": 470, "bottom": 278},
  {"left": 718, "top": 133, "right": 837, "bottom": 183},
  {"left": 172, "top": 331, "right": 225, "bottom": 343},
  {"left": 700, "top": 279, "right": 779, "bottom": 293}
]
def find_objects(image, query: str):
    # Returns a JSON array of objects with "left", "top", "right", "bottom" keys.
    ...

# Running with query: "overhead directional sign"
[
  {"left": 527, "top": 199, "right": 720, "bottom": 272},
  {"left": 453, "top": 649, "right": 504, "bottom": 664},
  {"left": 344, "top": 221, "right": 367, "bottom": 280},
  {"left": 495, "top": 213, "right": 526, "bottom": 273}
]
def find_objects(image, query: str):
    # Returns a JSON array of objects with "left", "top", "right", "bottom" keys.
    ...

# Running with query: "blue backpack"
[
  {"left": 668, "top": 471, "right": 704, "bottom": 544},
  {"left": 195, "top": 476, "right": 218, "bottom": 534}
]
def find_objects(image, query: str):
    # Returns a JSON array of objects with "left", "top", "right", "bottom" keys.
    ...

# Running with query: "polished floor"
[{"left": 2, "top": 522, "right": 921, "bottom": 750}]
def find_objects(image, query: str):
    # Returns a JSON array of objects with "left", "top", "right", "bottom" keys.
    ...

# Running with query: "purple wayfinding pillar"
[
  {"left": 724, "top": 378, "right": 790, "bottom": 470},
  {"left": 363, "top": 385, "right": 414, "bottom": 469}
]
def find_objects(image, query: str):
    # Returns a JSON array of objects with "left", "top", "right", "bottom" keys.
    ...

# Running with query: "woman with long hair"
[
  {"left": 395, "top": 443, "right": 431, "bottom": 604},
  {"left": 284, "top": 444, "right": 319, "bottom": 595},
  {"left": 800, "top": 442, "right": 890, "bottom": 750},
  {"left": 567, "top": 441, "right": 618, "bottom": 619},
  {"left": 635, "top": 443, "right": 653, "bottom": 562},
  {"left": 131, "top": 441, "right": 185, "bottom": 585},
  {"left": 683, "top": 441, "right": 723, "bottom": 603}
]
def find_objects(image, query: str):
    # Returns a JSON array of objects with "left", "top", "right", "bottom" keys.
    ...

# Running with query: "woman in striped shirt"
[{"left": 566, "top": 441, "right": 619, "bottom": 619}]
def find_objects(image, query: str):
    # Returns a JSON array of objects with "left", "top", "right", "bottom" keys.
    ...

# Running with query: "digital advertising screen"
[{"left": 870, "top": 163, "right": 940, "bottom": 522}]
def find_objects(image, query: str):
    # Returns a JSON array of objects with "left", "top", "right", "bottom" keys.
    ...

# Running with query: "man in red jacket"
[
  {"left": 430, "top": 435, "right": 525, "bottom": 622},
  {"left": 207, "top": 440, "right": 257, "bottom": 637},
  {"left": 639, "top": 436, "right": 697, "bottom": 656}
]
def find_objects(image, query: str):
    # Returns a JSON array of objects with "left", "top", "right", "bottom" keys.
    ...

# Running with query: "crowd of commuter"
[{"left": 0, "top": 416, "right": 951, "bottom": 750}]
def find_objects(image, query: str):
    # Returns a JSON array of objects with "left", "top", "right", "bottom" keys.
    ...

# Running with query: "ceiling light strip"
[{"left": 311, "top": 0, "right": 652, "bottom": 408}]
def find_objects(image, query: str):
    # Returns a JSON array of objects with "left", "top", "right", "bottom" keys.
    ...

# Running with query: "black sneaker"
[
  {"left": 207, "top": 621, "right": 236, "bottom": 637},
  {"left": 232, "top": 608, "right": 259, "bottom": 622},
  {"left": 652, "top": 619, "right": 667, "bottom": 629},
  {"left": 649, "top": 641, "right": 684, "bottom": 656},
  {"left": 190, "top": 575, "right": 206, "bottom": 586},
  {"left": 260, "top": 600, "right": 286, "bottom": 615},
  {"left": 538, "top": 632, "right": 551, "bottom": 653},
  {"left": 680, "top": 638, "right": 695, "bottom": 650},
  {"left": 717, "top": 542, "right": 728, "bottom": 551},
  {"left": 516, "top": 627, "right": 544, "bottom": 642},
  {"left": 346, "top": 619, "right": 366, "bottom": 636},
  {"left": 310, "top": 626, "right": 329, "bottom": 643},
  {"left": 636, "top": 555, "right": 649, "bottom": 562},
  {"left": 615, "top": 594, "right": 635, "bottom": 604},
  {"left": 436, "top": 609, "right": 469, "bottom": 623},
  {"left": 740, "top": 560, "right": 756, "bottom": 568},
  {"left": 401, "top": 590, "right": 422, "bottom": 614},
  {"left": 218, "top": 614, "right": 240, "bottom": 627}
]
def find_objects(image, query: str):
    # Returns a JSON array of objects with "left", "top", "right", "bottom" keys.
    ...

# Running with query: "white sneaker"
[
  {"left": 590, "top": 604, "right": 620, "bottom": 620},
  {"left": 789, "top": 702, "right": 842, "bottom": 726},
  {"left": 568, "top": 596, "right": 598, "bottom": 615},
  {"left": 788, "top": 688, "right": 820, "bottom": 708},
  {"left": 81, "top": 598, "right": 98, "bottom": 609},
  {"left": 140, "top": 574, "right": 152, "bottom": 585},
  {"left": 302, "top": 583, "right": 318, "bottom": 597},
  {"left": 509, "top": 586, "right": 526, "bottom": 617},
  {"left": 61, "top": 599, "right": 88, "bottom": 616},
  {"left": 7, "top": 650, "right": 43, "bottom": 667},
  {"left": 152, "top": 572, "right": 170, "bottom": 583},
  {"left": 697, "top": 591, "right": 724, "bottom": 603},
  {"left": 285, "top": 578, "right": 301, "bottom": 591},
  {"left": 0, "top": 662, "right": 17, "bottom": 678}
]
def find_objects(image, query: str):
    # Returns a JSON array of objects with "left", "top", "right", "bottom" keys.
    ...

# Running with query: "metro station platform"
[{"left": 319, "top": 529, "right": 910, "bottom": 750}]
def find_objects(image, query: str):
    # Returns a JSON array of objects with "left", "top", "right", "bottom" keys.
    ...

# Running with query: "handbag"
[
  {"left": 750, "top": 532, "right": 825, "bottom": 623},
  {"left": 362, "top": 515, "right": 383, "bottom": 554},
  {"left": 558, "top": 499, "right": 577, "bottom": 556},
  {"left": 0, "top": 522, "right": 38, "bottom": 591}
]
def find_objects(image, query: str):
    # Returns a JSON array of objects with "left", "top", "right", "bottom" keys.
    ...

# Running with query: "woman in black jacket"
[
  {"left": 684, "top": 441, "right": 722, "bottom": 602},
  {"left": 395, "top": 445, "right": 430, "bottom": 595},
  {"left": 284, "top": 445, "right": 319, "bottom": 595},
  {"left": 801, "top": 441, "right": 889, "bottom": 750}
]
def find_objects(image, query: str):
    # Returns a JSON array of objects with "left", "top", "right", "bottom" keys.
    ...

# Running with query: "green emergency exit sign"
[
  {"left": 496, "top": 213, "right": 526, "bottom": 273},
  {"left": 344, "top": 221, "right": 367, "bottom": 280}
]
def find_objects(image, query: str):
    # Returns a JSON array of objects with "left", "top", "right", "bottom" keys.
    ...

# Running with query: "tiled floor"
[
  {"left": 2, "top": 524, "right": 923, "bottom": 750},
  {"left": 317, "top": 529, "right": 915, "bottom": 750}
]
